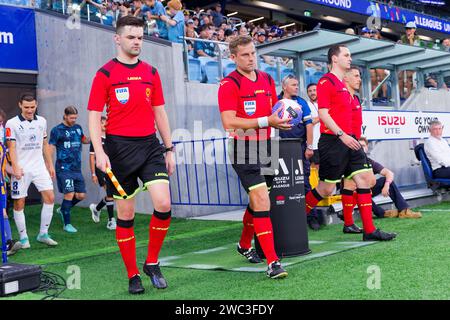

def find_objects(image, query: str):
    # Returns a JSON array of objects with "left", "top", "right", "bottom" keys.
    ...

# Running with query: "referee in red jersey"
[
  {"left": 303, "top": 45, "right": 396, "bottom": 241},
  {"left": 88, "top": 16, "right": 175, "bottom": 294},
  {"left": 218, "top": 35, "right": 291, "bottom": 279}
]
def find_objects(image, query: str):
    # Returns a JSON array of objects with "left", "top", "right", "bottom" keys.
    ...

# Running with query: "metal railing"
[{"left": 170, "top": 137, "right": 248, "bottom": 207}]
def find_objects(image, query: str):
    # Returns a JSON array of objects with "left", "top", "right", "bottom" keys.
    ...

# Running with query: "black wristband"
[{"left": 164, "top": 145, "right": 175, "bottom": 153}]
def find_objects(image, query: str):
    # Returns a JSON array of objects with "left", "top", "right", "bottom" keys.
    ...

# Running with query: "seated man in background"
[
  {"left": 359, "top": 137, "right": 422, "bottom": 219},
  {"left": 342, "top": 137, "right": 422, "bottom": 225},
  {"left": 424, "top": 120, "right": 450, "bottom": 179}
]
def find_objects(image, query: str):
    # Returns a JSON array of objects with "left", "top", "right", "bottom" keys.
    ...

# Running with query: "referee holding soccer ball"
[{"left": 218, "top": 35, "right": 291, "bottom": 279}]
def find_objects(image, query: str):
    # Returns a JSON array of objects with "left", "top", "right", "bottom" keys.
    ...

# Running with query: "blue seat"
[
  {"left": 304, "top": 69, "right": 311, "bottom": 85},
  {"left": 414, "top": 143, "right": 450, "bottom": 191},
  {"left": 188, "top": 58, "right": 202, "bottom": 82},
  {"left": 204, "top": 60, "right": 220, "bottom": 84},
  {"left": 263, "top": 66, "right": 280, "bottom": 86},
  {"left": 311, "top": 71, "right": 324, "bottom": 84},
  {"left": 223, "top": 62, "right": 236, "bottom": 77}
]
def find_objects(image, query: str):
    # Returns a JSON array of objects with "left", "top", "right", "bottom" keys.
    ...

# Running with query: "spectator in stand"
[
  {"left": 238, "top": 25, "right": 249, "bottom": 36},
  {"left": 217, "top": 28, "right": 225, "bottom": 42},
  {"left": 118, "top": 0, "right": 132, "bottom": 18},
  {"left": 192, "top": 16, "right": 200, "bottom": 32},
  {"left": 424, "top": 120, "right": 450, "bottom": 179},
  {"left": 442, "top": 38, "right": 450, "bottom": 52},
  {"left": 185, "top": 18, "right": 198, "bottom": 37},
  {"left": 194, "top": 24, "right": 216, "bottom": 58},
  {"left": 398, "top": 22, "right": 421, "bottom": 99},
  {"left": 160, "top": 0, "right": 185, "bottom": 43},
  {"left": 255, "top": 30, "right": 266, "bottom": 45},
  {"left": 185, "top": 28, "right": 196, "bottom": 56},
  {"left": 132, "top": 0, "right": 145, "bottom": 19},
  {"left": 345, "top": 28, "right": 356, "bottom": 35},
  {"left": 360, "top": 26, "right": 372, "bottom": 38},
  {"left": 211, "top": 2, "right": 224, "bottom": 27},
  {"left": 200, "top": 13, "right": 212, "bottom": 26},
  {"left": 143, "top": 0, "right": 168, "bottom": 39}
]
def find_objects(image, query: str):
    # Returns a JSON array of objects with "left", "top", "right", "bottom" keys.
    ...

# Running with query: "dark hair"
[
  {"left": 306, "top": 83, "right": 317, "bottom": 91},
  {"left": 229, "top": 35, "right": 253, "bottom": 55},
  {"left": 327, "top": 44, "right": 347, "bottom": 65},
  {"left": 347, "top": 66, "right": 361, "bottom": 73},
  {"left": 116, "top": 16, "right": 145, "bottom": 34},
  {"left": 0, "top": 107, "right": 6, "bottom": 122},
  {"left": 101, "top": 116, "right": 107, "bottom": 121},
  {"left": 64, "top": 106, "right": 78, "bottom": 116},
  {"left": 19, "top": 92, "right": 36, "bottom": 103}
]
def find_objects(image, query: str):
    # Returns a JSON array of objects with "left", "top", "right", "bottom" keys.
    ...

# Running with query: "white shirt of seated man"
[{"left": 424, "top": 121, "right": 450, "bottom": 171}]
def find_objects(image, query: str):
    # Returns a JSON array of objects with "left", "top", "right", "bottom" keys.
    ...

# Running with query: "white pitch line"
[{"left": 193, "top": 246, "right": 228, "bottom": 254}]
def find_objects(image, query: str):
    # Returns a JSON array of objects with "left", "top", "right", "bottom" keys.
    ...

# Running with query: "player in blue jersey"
[{"left": 49, "top": 106, "right": 90, "bottom": 233}]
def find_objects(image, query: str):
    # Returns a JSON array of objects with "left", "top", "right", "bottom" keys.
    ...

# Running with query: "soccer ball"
[{"left": 272, "top": 99, "right": 303, "bottom": 126}]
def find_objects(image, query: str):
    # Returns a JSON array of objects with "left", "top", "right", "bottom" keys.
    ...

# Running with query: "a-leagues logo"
[
  {"left": 115, "top": 87, "right": 129, "bottom": 104},
  {"left": 244, "top": 101, "right": 256, "bottom": 116},
  {"left": 275, "top": 195, "right": 285, "bottom": 205}
]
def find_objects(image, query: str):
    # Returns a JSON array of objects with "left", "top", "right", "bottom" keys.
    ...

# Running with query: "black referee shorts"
[
  {"left": 104, "top": 134, "right": 169, "bottom": 199},
  {"left": 318, "top": 134, "right": 372, "bottom": 183},
  {"left": 229, "top": 138, "right": 274, "bottom": 193}
]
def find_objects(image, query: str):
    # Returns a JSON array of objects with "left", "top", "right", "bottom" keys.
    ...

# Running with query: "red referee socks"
[
  {"left": 356, "top": 189, "right": 376, "bottom": 234},
  {"left": 253, "top": 212, "right": 278, "bottom": 265},
  {"left": 341, "top": 189, "right": 356, "bottom": 227},
  {"left": 116, "top": 219, "right": 139, "bottom": 279},
  {"left": 305, "top": 189, "right": 323, "bottom": 215},
  {"left": 146, "top": 210, "right": 171, "bottom": 265},
  {"left": 239, "top": 206, "right": 255, "bottom": 249}
]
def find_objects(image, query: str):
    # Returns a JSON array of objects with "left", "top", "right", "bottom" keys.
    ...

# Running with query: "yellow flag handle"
[{"left": 105, "top": 167, "right": 128, "bottom": 199}]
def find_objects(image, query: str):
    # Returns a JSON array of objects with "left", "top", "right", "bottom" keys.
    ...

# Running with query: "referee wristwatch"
[
  {"left": 164, "top": 145, "right": 175, "bottom": 153},
  {"left": 306, "top": 144, "right": 314, "bottom": 150},
  {"left": 336, "top": 130, "right": 344, "bottom": 137}
]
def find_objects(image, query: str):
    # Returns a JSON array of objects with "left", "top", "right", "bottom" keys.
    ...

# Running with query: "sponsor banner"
[
  {"left": 304, "top": 0, "right": 450, "bottom": 35},
  {"left": 0, "top": 4, "right": 38, "bottom": 71},
  {"left": 361, "top": 110, "right": 450, "bottom": 140}
]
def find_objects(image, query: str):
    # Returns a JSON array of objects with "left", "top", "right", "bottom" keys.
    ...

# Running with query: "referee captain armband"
[{"left": 257, "top": 116, "right": 269, "bottom": 128}]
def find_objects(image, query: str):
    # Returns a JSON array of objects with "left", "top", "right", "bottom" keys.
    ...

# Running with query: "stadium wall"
[{"left": 34, "top": 11, "right": 241, "bottom": 217}]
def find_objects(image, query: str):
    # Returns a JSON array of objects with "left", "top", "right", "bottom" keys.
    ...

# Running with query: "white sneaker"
[
  {"left": 107, "top": 218, "right": 116, "bottom": 230},
  {"left": 19, "top": 237, "right": 31, "bottom": 249},
  {"left": 36, "top": 233, "right": 58, "bottom": 246},
  {"left": 89, "top": 203, "right": 101, "bottom": 223}
]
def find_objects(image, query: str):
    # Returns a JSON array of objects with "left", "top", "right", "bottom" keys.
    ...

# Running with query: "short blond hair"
[
  {"left": 167, "top": 0, "right": 182, "bottom": 11},
  {"left": 229, "top": 35, "right": 253, "bottom": 55}
]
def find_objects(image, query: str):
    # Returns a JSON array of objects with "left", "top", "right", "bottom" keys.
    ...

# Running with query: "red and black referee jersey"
[
  {"left": 218, "top": 70, "right": 278, "bottom": 140},
  {"left": 317, "top": 72, "right": 353, "bottom": 135},
  {"left": 87, "top": 58, "right": 165, "bottom": 137},
  {"left": 351, "top": 94, "right": 363, "bottom": 140}
]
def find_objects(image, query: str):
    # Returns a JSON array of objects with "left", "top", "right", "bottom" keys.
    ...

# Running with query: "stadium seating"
[
  {"left": 204, "top": 60, "right": 220, "bottom": 84},
  {"left": 262, "top": 66, "right": 280, "bottom": 86},
  {"left": 223, "top": 61, "right": 236, "bottom": 77},
  {"left": 414, "top": 143, "right": 450, "bottom": 191},
  {"left": 310, "top": 71, "right": 324, "bottom": 85},
  {"left": 188, "top": 58, "right": 202, "bottom": 82}
]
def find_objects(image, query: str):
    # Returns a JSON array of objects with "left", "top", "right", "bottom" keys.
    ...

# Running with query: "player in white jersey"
[{"left": 5, "top": 93, "right": 58, "bottom": 248}]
